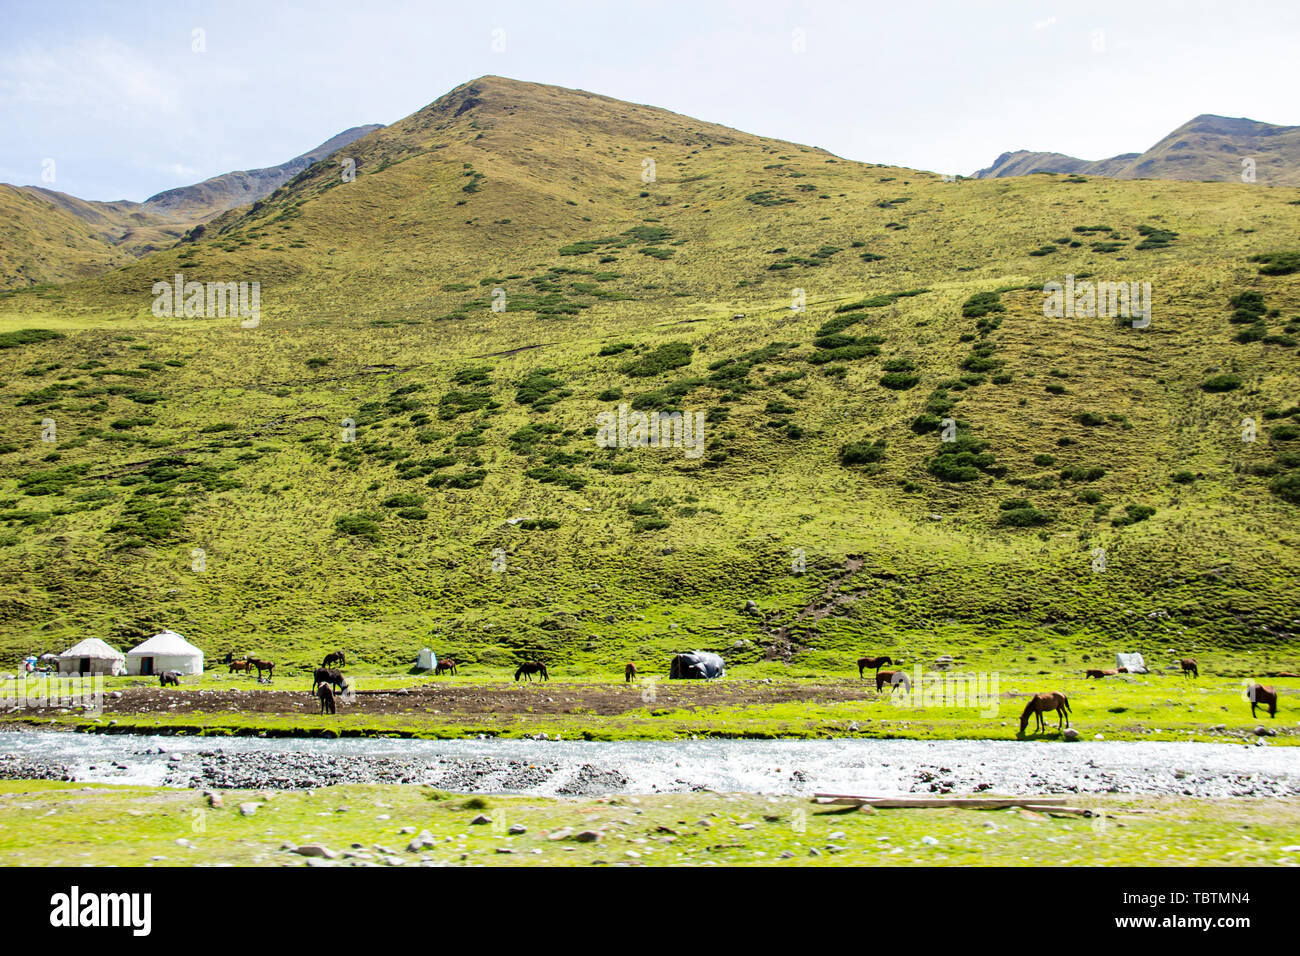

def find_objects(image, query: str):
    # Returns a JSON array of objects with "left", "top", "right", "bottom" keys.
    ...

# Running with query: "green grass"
[{"left": 1, "top": 780, "right": 1297, "bottom": 866}]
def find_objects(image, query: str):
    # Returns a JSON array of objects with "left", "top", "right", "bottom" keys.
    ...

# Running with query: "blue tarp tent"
[{"left": 670, "top": 651, "right": 725, "bottom": 680}]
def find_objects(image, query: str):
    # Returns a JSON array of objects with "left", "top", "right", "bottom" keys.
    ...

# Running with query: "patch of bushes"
[{"left": 1200, "top": 373, "right": 1242, "bottom": 392}]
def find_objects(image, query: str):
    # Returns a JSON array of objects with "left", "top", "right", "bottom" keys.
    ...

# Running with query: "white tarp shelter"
[
  {"left": 1115, "top": 652, "right": 1148, "bottom": 674},
  {"left": 416, "top": 647, "right": 437, "bottom": 670},
  {"left": 126, "top": 630, "right": 204, "bottom": 676},
  {"left": 57, "top": 638, "right": 126, "bottom": 676}
]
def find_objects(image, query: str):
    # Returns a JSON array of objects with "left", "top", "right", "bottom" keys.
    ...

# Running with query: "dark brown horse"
[
  {"left": 1085, "top": 669, "right": 1117, "bottom": 679},
  {"left": 251, "top": 658, "right": 275, "bottom": 681},
  {"left": 858, "top": 656, "right": 893, "bottom": 679},
  {"left": 1180, "top": 658, "right": 1199, "bottom": 678},
  {"left": 1248, "top": 684, "right": 1277, "bottom": 718},
  {"left": 625, "top": 663, "right": 637, "bottom": 683},
  {"left": 158, "top": 670, "right": 181, "bottom": 687},
  {"left": 515, "top": 662, "right": 549, "bottom": 682},
  {"left": 1018, "top": 692, "right": 1071, "bottom": 735},
  {"left": 312, "top": 667, "right": 344, "bottom": 694},
  {"left": 875, "top": 670, "right": 911, "bottom": 693},
  {"left": 434, "top": 658, "right": 458, "bottom": 676},
  {"left": 323, "top": 651, "right": 346, "bottom": 668},
  {"left": 228, "top": 659, "right": 253, "bottom": 675},
  {"left": 317, "top": 683, "right": 336, "bottom": 715}
]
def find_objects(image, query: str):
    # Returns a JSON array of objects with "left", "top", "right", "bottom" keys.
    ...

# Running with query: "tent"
[
  {"left": 416, "top": 647, "right": 438, "bottom": 671},
  {"left": 1115, "top": 652, "right": 1148, "bottom": 674},
  {"left": 126, "top": 630, "right": 204, "bottom": 676},
  {"left": 57, "top": 638, "right": 126, "bottom": 676},
  {"left": 669, "top": 651, "right": 725, "bottom": 680}
]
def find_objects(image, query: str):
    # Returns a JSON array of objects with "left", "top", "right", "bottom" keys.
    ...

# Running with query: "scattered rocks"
[{"left": 238, "top": 802, "right": 259, "bottom": 816}]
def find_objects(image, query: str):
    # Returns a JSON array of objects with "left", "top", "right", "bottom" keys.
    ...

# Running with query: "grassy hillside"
[
  {"left": 0, "top": 127, "right": 381, "bottom": 290},
  {"left": 0, "top": 76, "right": 1298, "bottom": 674}
]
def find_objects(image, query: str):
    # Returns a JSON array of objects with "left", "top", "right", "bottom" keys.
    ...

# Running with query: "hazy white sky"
[{"left": 2, "top": 0, "right": 1298, "bottom": 202}]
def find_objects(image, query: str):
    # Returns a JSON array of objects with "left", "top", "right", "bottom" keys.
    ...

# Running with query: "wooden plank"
[{"left": 812, "top": 793, "right": 1081, "bottom": 810}]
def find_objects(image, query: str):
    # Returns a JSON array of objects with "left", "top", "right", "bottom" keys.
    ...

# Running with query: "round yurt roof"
[
  {"left": 58, "top": 638, "right": 125, "bottom": 660},
  {"left": 126, "top": 630, "right": 203, "bottom": 658}
]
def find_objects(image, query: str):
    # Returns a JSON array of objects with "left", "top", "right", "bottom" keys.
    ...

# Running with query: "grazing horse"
[
  {"left": 158, "top": 670, "right": 181, "bottom": 688},
  {"left": 1085, "top": 669, "right": 1117, "bottom": 679},
  {"left": 625, "top": 663, "right": 637, "bottom": 683},
  {"left": 1180, "top": 658, "right": 1199, "bottom": 679},
  {"left": 312, "top": 667, "right": 345, "bottom": 694},
  {"left": 317, "top": 683, "right": 336, "bottom": 715},
  {"left": 251, "top": 658, "right": 275, "bottom": 681},
  {"left": 434, "top": 658, "right": 458, "bottom": 676},
  {"left": 228, "top": 659, "right": 253, "bottom": 675},
  {"left": 1248, "top": 684, "right": 1278, "bottom": 719},
  {"left": 515, "top": 662, "right": 549, "bottom": 682},
  {"left": 857, "top": 656, "right": 893, "bottom": 679},
  {"left": 875, "top": 670, "right": 911, "bottom": 693},
  {"left": 322, "top": 651, "right": 346, "bottom": 668},
  {"left": 1018, "top": 692, "right": 1071, "bottom": 735}
]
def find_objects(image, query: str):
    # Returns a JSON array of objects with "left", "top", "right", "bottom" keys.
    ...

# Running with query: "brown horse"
[
  {"left": 625, "top": 663, "right": 637, "bottom": 683},
  {"left": 317, "top": 683, "right": 336, "bottom": 715},
  {"left": 1018, "top": 692, "right": 1071, "bottom": 735},
  {"left": 322, "top": 651, "right": 346, "bottom": 668},
  {"left": 1180, "top": 658, "right": 1199, "bottom": 678},
  {"left": 515, "top": 662, "right": 548, "bottom": 682},
  {"left": 251, "top": 658, "right": 275, "bottom": 681},
  {"left": 875, "top": 670, "right": 911, "bottom": 693},
  {"left": 1248, "top": 684, "right": 1277, "bottom": 718},
  {"left": 434, "top": 658, "right": 458, "bottom": 676},
  {"left": 228, "top": 659, "right": 253, "bottom": 675},
  {"left": 857, "top": 656, "right": 893, "bottom": 679},
  {"left": 1085, "top": 669, "right": 1117, "bottom": 679},
  {"left": 312, "top": 667, "right": 344, "bottom": 694}
]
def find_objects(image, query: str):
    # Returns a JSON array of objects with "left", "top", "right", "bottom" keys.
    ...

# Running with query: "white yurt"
[
  {"left": 57, "top": 638, "right": 126, "bottom": 676},
  {"left": 126, "top": 630, "right": 204, "bottom": 676},
  {"left": 416, "top": 647, "right": 437, "bottom": 670}
]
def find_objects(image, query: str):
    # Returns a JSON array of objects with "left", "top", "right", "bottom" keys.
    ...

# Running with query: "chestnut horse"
[
  {"left": 1018, "top": 692, "right": 1071, "bottom": 735},
  {"left": 625, "top": 663, "right": 637, "bottom": 683},
  {"left": 251, "top": 658, "right": 275, "bottom": 681},
  {"left": 875, "top": 670, "right": 911, "bottom": 693},
  {"left": 515, "top": 662, "right": 548, "bottom": 682},
  {"left": 228, "top": 659, "right": 253, "bottom": 675},
  {"left": 1248, "top": 684, "right": 1277, "bottom": 718},
  {"left": 858, "top": 656, "right": 893, "bottom": 679},
  {"left": 1085, "top": 669, "right": 1117, "bottom": 679},
  {"left": 434, "top": 658, "right": 458, "bottom": 676},
  {"left": 323, "top": 651, "right": 346, "bottom": 668},
  {"left": 1180, "top": 658, "right": 1199, "bottom": 678}
]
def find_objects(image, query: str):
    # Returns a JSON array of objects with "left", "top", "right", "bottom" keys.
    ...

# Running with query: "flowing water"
[{"left": 2, "top": 730, "right": 1297, "bottom": 797}]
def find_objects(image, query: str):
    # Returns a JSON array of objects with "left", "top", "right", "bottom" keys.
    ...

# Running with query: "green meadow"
[{"left": 2, "top": 780, "right": 1297, "bottom": 867}]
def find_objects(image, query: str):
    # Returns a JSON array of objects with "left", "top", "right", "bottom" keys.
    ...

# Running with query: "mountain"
[
  {"left": 0, "top": 76, "right": 1298, "bottom": 672},
  {"left": 974, "top": 114, "right": 1300, "bottom": 185},
  {"left": 138, "top": 124, "right": 384, "bottom": 220},
  {"left": 0, "top": 124, "right": 382, "bottom": 289}
]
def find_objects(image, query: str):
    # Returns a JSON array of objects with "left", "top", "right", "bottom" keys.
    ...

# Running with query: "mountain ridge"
[{"left": 974, "top": 113, "right": 1300, "bottom": 185}]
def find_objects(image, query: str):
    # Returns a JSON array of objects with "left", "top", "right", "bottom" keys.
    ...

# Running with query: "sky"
[{"left": 2, "top": 0, "right": 1298, "bottom": 203}]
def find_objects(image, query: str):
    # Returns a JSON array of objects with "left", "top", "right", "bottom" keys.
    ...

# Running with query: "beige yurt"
[
  {"left": 57, "top": 638, "right": 126, "bottom": 676},
  {"left": 125, "top": 630, "right": 204, "bottom": 676}
]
